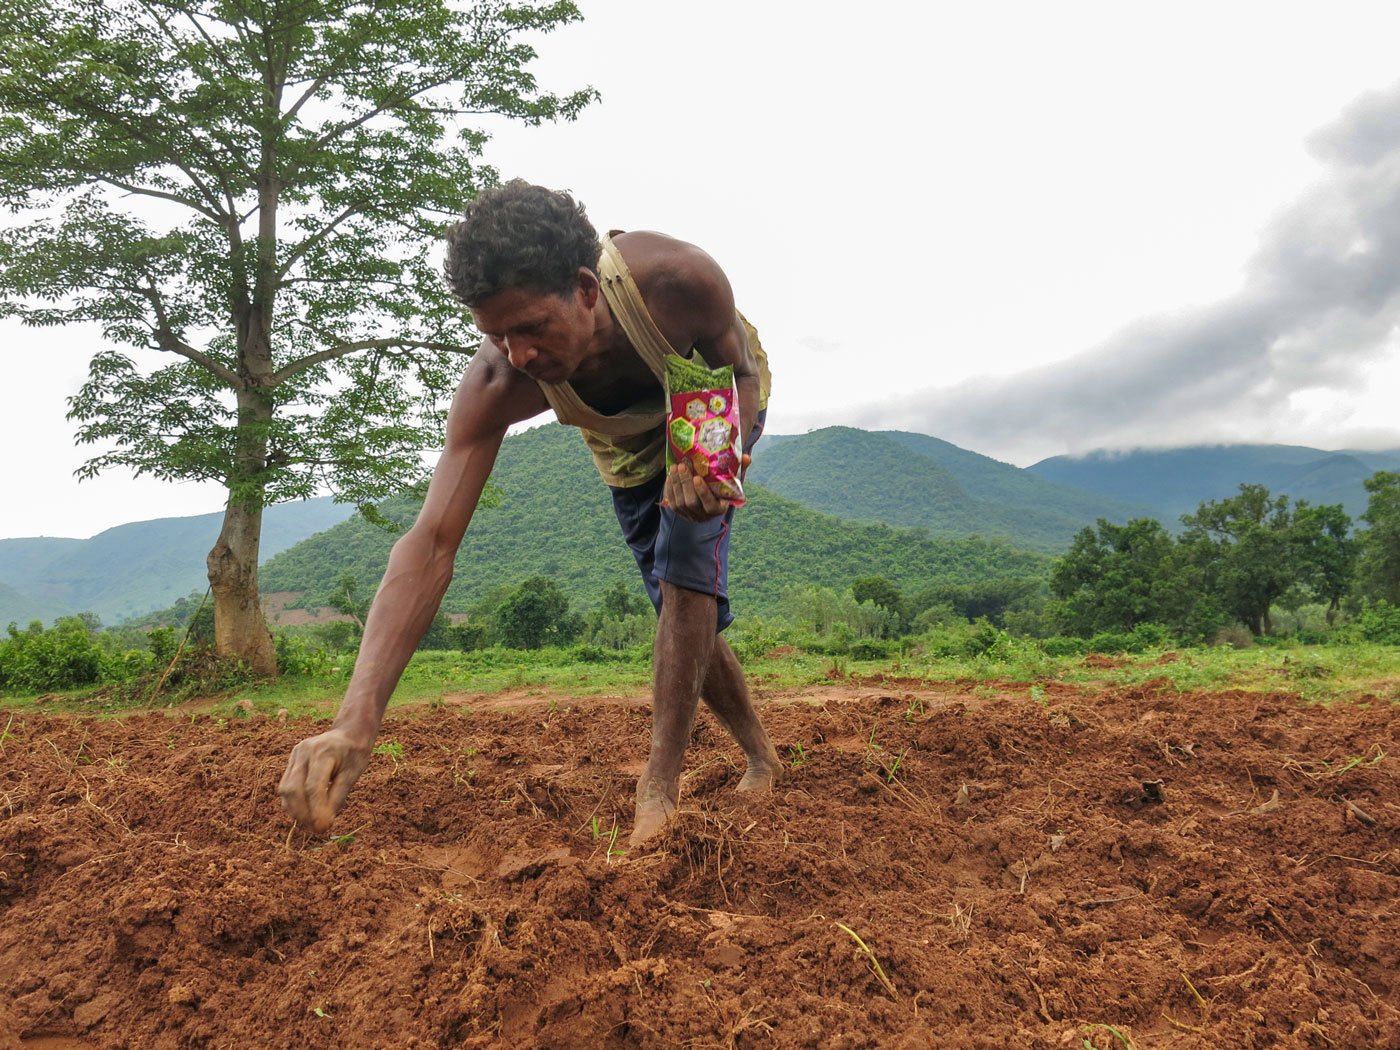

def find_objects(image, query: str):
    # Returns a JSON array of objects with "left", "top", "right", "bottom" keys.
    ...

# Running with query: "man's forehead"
[{"left": 470, "top": 288, "right": 560, "bottom": 329}]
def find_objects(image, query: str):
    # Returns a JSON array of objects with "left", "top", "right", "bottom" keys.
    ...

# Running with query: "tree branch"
[
  {"left": 98, "top": 176, "right": 226, "bottom": 223},
  {"left": 270, "top": 338, "right": 472, "bottom": 386},
  {"left": 152, "top": 329, "right": 242, "bottom": 387},
  {"left": 276, "top": 201, "right": 367, "bottom": 279},
  {"left": 62, "top": 93, "right": 231, "bottom": 217},
  {"left": 136, "top": 277, "right": 242, "bottom": 387},
  {"left": 281, "top": 0, "right": 392, "bottom": 124},
  {"left": 304, "top": 72, "right": 460, "bottom": 155}
]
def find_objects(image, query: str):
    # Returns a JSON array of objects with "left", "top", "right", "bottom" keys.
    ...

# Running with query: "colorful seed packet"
[{"left": 664, "top": 354, "right": 745, "bottom": 506}]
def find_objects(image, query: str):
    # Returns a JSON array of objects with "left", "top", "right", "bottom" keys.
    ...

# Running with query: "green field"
[{"left": 7, "top": 639, "right": 1397, "bottom": 724}]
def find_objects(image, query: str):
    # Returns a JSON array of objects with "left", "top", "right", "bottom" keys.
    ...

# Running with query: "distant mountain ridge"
[
  {"left": 749, "top": 428, "right": 1153, "bottom": 552},
  {"left": 1028, "top": 444, "right": 1400, "bottom": 524},
  {"left": 0, "top": 497, "right": 356, "bottom": 625}
]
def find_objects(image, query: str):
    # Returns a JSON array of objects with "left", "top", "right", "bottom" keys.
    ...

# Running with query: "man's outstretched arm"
[{"left": 278, "top": 349, "right": 541, "bottom": 833}]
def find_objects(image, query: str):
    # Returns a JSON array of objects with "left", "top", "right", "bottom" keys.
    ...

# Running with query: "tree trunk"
[
  {"left": 207, "top": 495, "right": 277, "bottom": 676},
  {"left": 207, "top": 379, "right": 278, "bottom": 677}
]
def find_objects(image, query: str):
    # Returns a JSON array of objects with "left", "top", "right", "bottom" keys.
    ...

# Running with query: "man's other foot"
[
  {"left": 736, "top": 757, "right": 782, "bottom": 793},
  {"left": 629, "top": 778, "right": 678, "bottom": 847}
]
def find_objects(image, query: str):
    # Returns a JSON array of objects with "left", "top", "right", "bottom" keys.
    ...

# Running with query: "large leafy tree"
[
  {"left": 1356, "top": 471, "right": 1400, "bottom": 604},
  {"left": 0, "top": 0, "right": 594, "bottom": 673},
  {"left": 1180, "top": 484, "right": 1351, "bottom": 636},
  {"left": 1289, "top": 501, "right": 1354, "bottom": 623},
  {"left": 1049, "top": 517, "right": 1196, "bottom": 635},
  {"left": 495, "top": 575, "right": 580, "bottom": 650}
]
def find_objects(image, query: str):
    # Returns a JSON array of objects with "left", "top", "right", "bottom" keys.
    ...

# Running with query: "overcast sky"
[{"left": 6, "top": 0, "right": 1400, "bottom": 539}]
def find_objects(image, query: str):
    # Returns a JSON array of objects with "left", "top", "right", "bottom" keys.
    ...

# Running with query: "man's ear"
[{"left": 577, "top": 267, "right": 600, "bottom": 309}]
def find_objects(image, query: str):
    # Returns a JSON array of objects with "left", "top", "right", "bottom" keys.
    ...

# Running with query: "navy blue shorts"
[{"left": 609, "top": 411, "right": 765, "bottom": 634}]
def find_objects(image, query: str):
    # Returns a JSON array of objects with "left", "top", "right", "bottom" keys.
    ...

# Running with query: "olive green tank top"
[{"left": 537, "top": 232, "right": 772, "bottom": 488}]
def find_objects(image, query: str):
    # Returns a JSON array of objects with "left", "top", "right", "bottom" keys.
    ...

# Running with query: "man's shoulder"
[
  {"left": 613, "top": 230, "right": 732, "bottom": 326},
  {"left": 454, "top": 341, "right": 549, "bottom": 428},
  {"left": 613, "top": 231, "right": 723, "bottom": 289}
]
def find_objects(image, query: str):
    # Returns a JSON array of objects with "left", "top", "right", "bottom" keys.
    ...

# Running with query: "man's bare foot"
[
  {"left": 736, "top": 757, "right": 782, "bottom": 793},
  {"left": 629, "top": 776, "right": 678, "bottom": 847}
]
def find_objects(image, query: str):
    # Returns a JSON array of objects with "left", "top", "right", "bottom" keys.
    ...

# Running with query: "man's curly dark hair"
[{"left": 443, "top": 181, "right": 601, "bottom": 306}]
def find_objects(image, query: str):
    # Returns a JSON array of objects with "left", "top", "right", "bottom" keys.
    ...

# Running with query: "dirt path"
[{"left": 2, "top": 678, "right": 1397, "bottom": 1048}]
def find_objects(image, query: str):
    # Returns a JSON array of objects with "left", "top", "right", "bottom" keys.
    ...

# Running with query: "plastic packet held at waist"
[{"left": 664, "top": 354, "right": 745, "bottom": 506}]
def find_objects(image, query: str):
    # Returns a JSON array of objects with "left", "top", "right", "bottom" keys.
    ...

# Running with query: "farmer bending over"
[{"left": 278, "top": 181, "right": 781, "bottom": 846}]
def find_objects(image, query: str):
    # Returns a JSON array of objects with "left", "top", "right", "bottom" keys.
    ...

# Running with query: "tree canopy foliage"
[
  {"left": 495, "top": 576, "right": 581, "bottom": 650},
  {"left": 1357, "top": 471, "right": 1400, "bottom": 605},
  {"left": 1048, "top": 482, "right": 1376, "bottom": 639},
  {"left": 0, "top": 0, "right": 595, "bottom": 671}
]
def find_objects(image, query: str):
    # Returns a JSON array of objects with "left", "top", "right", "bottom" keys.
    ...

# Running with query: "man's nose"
[{"left": 504, "top": 337, "right": 537, "bottom": 369}]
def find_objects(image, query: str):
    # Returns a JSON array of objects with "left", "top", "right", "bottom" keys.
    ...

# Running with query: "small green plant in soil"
[
  {"left": 605, "top": 818, "right": 625, "bottom": 859},
  {"left": 885, "top": 747, "right": 908, "bottom": 783},
  {"left": 1081, "top": 1023, "right": 1135, "bottom": 1049}
]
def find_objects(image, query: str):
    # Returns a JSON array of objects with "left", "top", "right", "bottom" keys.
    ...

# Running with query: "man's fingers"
[
  {"left": 327, "top": 752, "right": 366, "bottom": 814},
  {"left": 668, "top": 464, "right": 701, "bottom": 517},
  {"left": 691, "top": 473, "right": 724, "bottom": 516},
  {"left": 665, "top": 462, "right": 733, "bottom": 521},
  {"left": 304, "top": 748, "right": 342, "bottom": 831},
  {"left": 278, "top": 745, "right": 314, "bottom": 825},
  {"left": 277, "top": 738, "right": 342, "bottom": 834}
]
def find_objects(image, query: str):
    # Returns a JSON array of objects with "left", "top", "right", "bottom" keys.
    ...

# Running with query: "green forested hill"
[
  {"left": 1028, "top": 444, "right": 1400, "bottom": 523},
  {"left": 747, "top": 427, "right": 1151, "bottom": 552},
  {"left": 260, "top": 423, "right": 1049, "bottom": 614}
]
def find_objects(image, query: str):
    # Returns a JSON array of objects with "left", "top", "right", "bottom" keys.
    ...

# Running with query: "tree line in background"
[{"left": 1047, "top": 473, "right": 1400, "bottom": 643}]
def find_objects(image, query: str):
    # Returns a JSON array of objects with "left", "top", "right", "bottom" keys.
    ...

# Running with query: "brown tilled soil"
[{"left": 2, "top": 677, "right": 1398, "bottom": 1049}]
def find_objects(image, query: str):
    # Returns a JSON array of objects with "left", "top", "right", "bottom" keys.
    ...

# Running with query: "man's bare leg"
[
  {"left": 632, "top": 583, "right": 782, "bottom": 845},
  {"left": 700, "top": 637, "right": 781, "bottom": 792},
  {"left": 632, "top": 581, "right": 713, "bottom": 845}
]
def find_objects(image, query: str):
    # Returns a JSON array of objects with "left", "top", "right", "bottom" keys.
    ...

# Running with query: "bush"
[
  {"left": 448, "top": 620, "right": 490, "bottom": 652},
  {"left": 0, "top": 617, "right": 113, "bottom": 692},
  {"left": 1080, "top": 623, "right": 1175, "bottom": 655},
  {"left": 1353, "top": 600, "right": 1400, "bottom": 644},
  {"left": 1210, "top": 625, "right": 1255, "bottom": 650},
  {"left": 782, "top": 585, "right": 901, "bottom": 640},
  {"left": 496, "top": 576, "right": 582, "bottom": 650},
  {"left": 1084, "top": 630, "right": 1133, "bottom": 654},
  {"left": 848, "top": 639, "right": 892, "bottom": 660},
  {"left": 911, "top": 618, "right": 1003, "bottom": 659},
  {"left": 1128, "top": 622, "right": 1174, "bottom": 649},
  {"left": 566, "top": 642, "right": 648, "bottom": 665},
  {"left": 726, "top": 616, "right": 792, "bottom": 662},
  {"left": 107, "top": 647, "right": 255, "bottom": 705},
  {"left": 312, "top": 620, "right": 360, "bottom": 653},
  {"left": 1041, "top": 636, "right": 1087, "bottom": 657},
  {"left": 584, "top": 612, "right": 655, "bottom": 651},
  {"left": 275, "top": 633, "right": 336, "bottom": 677}
]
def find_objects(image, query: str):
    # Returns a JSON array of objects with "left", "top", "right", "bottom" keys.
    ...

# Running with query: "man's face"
[{"left": 470, "top": 282, "right": 593, "bottom": 385}]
